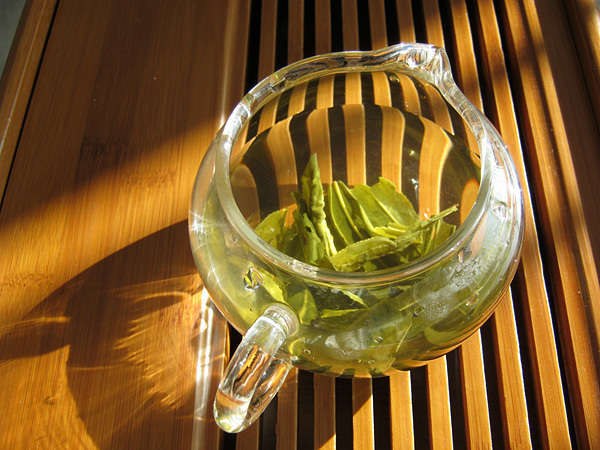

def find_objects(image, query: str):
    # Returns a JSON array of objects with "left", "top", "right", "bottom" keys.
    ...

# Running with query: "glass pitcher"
[{"left": 189, "top": 43, "right": 524, "bottom": 433}]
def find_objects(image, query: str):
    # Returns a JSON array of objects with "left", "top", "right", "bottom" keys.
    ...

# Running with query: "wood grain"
[
  {"left": 277, "top": 369, "right": 299, "bottom": 450},
  {"left": 427, "top": 358, "right": 453, "bottom": 450},
  {"left": 369, "top": 0, "right": 388, "bottom": 50},
  {"left": 258, "top": 0, "right": 277, "bottom": 80},
  {"left": 1, "top": 0, "right": 599, "bottom": 448},
  {"left": 501, "top": 0, "right": 600, "bottom": 447},
  {"left": 0, "top": 0, "right": 57, "bottom": 195},
  {"left": 473, "top": 1, "right": 543, "bottom": 447},
  {"left": 236, "top": 422, "right": 260, "bottom": 450},
  {"left": 389, "top": 372, "right": 414, "bottom": 450},
  {"left": 376, "top": 68, "right": 414, "bottom": 450},
  {"left": 352, "top": 378, "right": 375, "bottom": 450},
  {"left": 564, "top": 0, "right": 600, "bottom": 126},
  {"left": 414, "top": 8, "right": 457, "bottom": 443},
  {"left": 288, "top": 0, "right": 304, "bottom": 63},
  {"left": 0, "top": 1, "right": 235, "bottom": 448},
  {"left": 445, "top": 3, "right": 493, "bottom": 448},
  {"left": 342, "top": 0, "right": 359, "bottom": 51},
  {"left": 314, "top": 375, "right": 336, "bottom": 450},
  {"left": 315, "top": 0, "right": 331, "bottom": 55},
  {"left": 395, "top": 0, "right": 415, "bottom": 43}
]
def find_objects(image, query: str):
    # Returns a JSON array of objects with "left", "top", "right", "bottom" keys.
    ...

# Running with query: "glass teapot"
[{"left": 189, "top": 43, "right": 524, "bottom": 433}]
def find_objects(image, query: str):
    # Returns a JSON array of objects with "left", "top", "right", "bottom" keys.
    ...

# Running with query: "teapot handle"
[{"left": 213, "top": 304, "right": 298, "bottom": 433}]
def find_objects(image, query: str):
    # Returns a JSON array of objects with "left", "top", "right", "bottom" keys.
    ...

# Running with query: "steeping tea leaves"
[{"left": 254, "top": 154, "right": 457, "bottom": 272}]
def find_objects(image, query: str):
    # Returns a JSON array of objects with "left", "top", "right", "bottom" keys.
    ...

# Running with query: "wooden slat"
[
  {"left": 236, "top": 422, "right": 260, "bottom": 450},
  {"left": 447, "top": 0, "right": 484, "bottom": 112},
  {"left": 314, "top": 375, "right": 336, "bottom": 450},
  {"left": 257, "top": 95, "right": 279, "bottom": 133},
  {"left": 417, "top": 10, "right": 456, "bottom": 447},
  {"left": 315, "top": 0, "right": 331, "bottom": 55},
  {"left": 370, "top": 23, "right": 416, "bottom": 448},
  {"left": 472, "top": 1, "right": 545, "bottom": 447},
  {"left": 395, "top": 0, "right": 415, "bottom": 43},
  {"left": 417, "top": 115, "right": 452, "bottom": 218},
  {"left": 375, "top": 68, "right": 415, "bottom": 450},
  {"left": 564, "top": 0, "right": 600, "bottom": 126},
  {"left": 389, "top": 372, "right": 414, "bottom": 450},
  {"left": 342, "top": 0, "right": 359, "bottom": 51},
  {"left": 0, "top": 0, "right": 57, "bottom": 195},
  {"left": 288, "top": 82, "right": 307, "bottom": 114},
  {"left": 277, "top": 369, "right": 299, "bottom": 450},
  {"left": 345, "top": 73, "right": 362, "bottom": 104},
  {"left": 501, "top": 1, "right": 600, "bottom": 447},
  {"left": 342, "top": 104, "right": 366, "bottom": 186},
  {"left": 422, "top": 0, "right": 445, "bottom": 49},
  {"left": 371, "top": 71, "right": 391, "bottom": 106},
  {"left": 307, "top": 107, "right": 334, "bottom": 183},
  {"left": 491, "top": 294, "right": 533, "bottom": 449},
  {"left": 445, "top": 3, "right": 494, "bottom": 448},
  {"left": 220, "top": 0, "right": 251, "bottom": 120},
  {"left": 275, "top": 20, "right": 306, "bottom": 442},
  {"left": 380, "top": 105, "right": 406, "bottom": 191},
  {"left": 427, "top": 358, "right": 453, "bottom": 450},
  {"left": 266, "top": 118, "right": 298, "bottom": 208},
  {"left": 311, "top": 9, "right": 336, "bottom": 450},
  {"left": 459, "top": 334, "right": 492, "bottom": 450},
  {"left": 258, "top": 0, "right": 277, "bottom": 79},
  {"left": 384, "top": 15, "right": 420, "bottom": 450},
  {"left": 352, "top": 378, "right": 375, "bottom": 450},
  {"left": 368, "top": 0, "right": 388, "bottom": 50},
  {"left": 288, "top": 0, "right": 304, "bottom": 63}
]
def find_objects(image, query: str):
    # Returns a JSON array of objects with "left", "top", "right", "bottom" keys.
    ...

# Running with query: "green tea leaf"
[
  {"left": 332, "top": 181, "right": 366, "bottom": 240},
  {"left": 340, "top": 289, "right": 368, "bottom": 307},
  {"left": 287, "top": 286, "right": 318, "bottom": 325},
  {"left": 320, "top": 308, "right": 363, "bottom": 318},
  {"left": 329, "top": 231, "right": 421, "bottom": 272},
  {"left": 313, "top": 308, "right": 366, "bottom": 331},
  {"left": 255, "top": 208, "right": 288, "bottom": 248},
  {"left": 337, "top": 182, "right": 375, "bottom": 237},
  {"left": 351, "top": 184, "right": 397, "bottom": 233},
  {"left": 419, "top": 204, "right": 459, "bottom": 228},
  {"left": 370, "top": 177, "right": 420, "bottom": 227},
  {"left": 326, "top": 183, "right": 357, "bottom": 248},
  {"left": 294, "top": 208, "right": 325, "bottom": 265},
  {"left": 371, "top": 224, "right": 411, "bottom": 238},
  {"left": 280, "top": 224, "right": 302, "bottom": 259},
  {"left": 256, "top": 269, "right": 286, "bottom": 303},
  {"left": 431, "top": 221, "right": 456, "bottom": 250},
  {"left": 414, "top": 204, "right": 458, "bottom": 256},
  {"left": 301, "top": 153, "right": 337, "bottom": 257}
]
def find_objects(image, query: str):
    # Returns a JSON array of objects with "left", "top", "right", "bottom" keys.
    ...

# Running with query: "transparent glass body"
[{"left": 189, "top": 43, "right": 524, "bottom": 431}]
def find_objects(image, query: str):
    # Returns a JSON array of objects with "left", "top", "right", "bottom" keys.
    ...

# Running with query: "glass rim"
[{"left": 213, "top": 42, "right": 498, "bottom": 285}]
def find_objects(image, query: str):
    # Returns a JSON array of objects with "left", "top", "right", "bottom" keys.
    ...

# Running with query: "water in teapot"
[{"left": 191, "top": 71, "right": 514, "bottom": 376}]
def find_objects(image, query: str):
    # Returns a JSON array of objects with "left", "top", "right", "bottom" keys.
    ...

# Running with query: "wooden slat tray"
[{"left": 0, "top": 1, "right": 598, "bottom": 449}]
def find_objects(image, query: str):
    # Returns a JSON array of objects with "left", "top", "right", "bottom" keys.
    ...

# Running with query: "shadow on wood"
[{"left": 0, "top": 220, "right": 226, "bottom": 449}]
